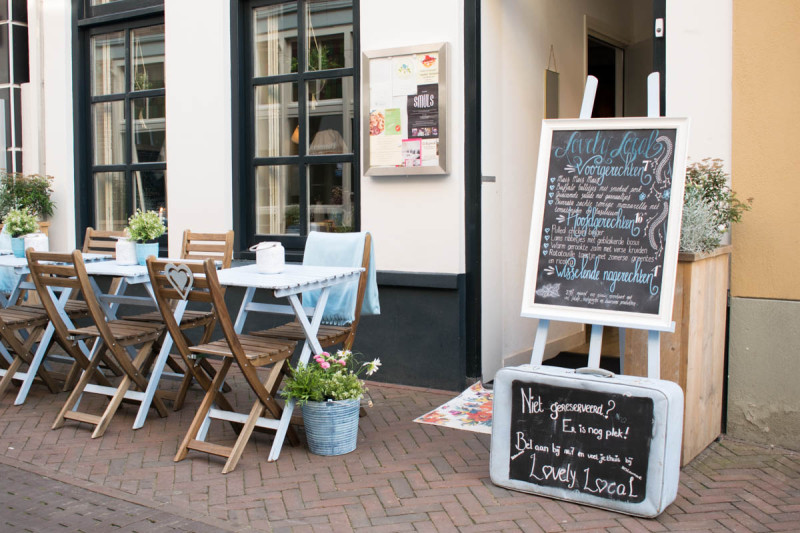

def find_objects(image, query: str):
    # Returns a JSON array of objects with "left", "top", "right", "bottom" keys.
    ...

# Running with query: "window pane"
[
  {"left": 94, "top": 172, "right": 128, "bottom": 231},
  {"left": 133, "top": 170, "right": 167, "bottom": 218},
  {"left": 256, "top": 165, "right": 299, "bottom": 235},
  {"left": 307, "top": 76, "right": 352, "bottom": 154},
  {"left": 255, "top": 82, "right": 298, "bottom": 157},
  {"left": 308, "top": 163, "right": 353, "bottom": 232},
  {"left": 253, "top": 3, "right": 297, "bottom": 77},
  {"left": 305, "top": 0, "right": 351, "bottom": 71},
  {"left": 91, "top": 31, "right": 124, "bottom": 96},
  {"left": 132, "top": 96, "right": 166, "bottom": 162},
  {"left": 131, "top": 25, "right": 165, "bottom": 91},
  {"left": 93, "top": 101, "right": 125, "bottom": 165}
]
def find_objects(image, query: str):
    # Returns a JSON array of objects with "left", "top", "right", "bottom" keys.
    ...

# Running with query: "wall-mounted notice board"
[
  {"left": 521, "top": 117, "right": 690, "bottom": 331},
  {"left": 362, "top": 42, "right": 448, "bottom": 176}
]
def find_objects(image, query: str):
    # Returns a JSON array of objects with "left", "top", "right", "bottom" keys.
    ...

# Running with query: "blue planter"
[
  {"left": 301, "top": 398, "right": 360, "bottom": 456},
  {"left": 11, "top": 237, "right": 25, "bottom": 258},
  {"left": 135, "top": 242, "right": 159, "bottom": 265}
]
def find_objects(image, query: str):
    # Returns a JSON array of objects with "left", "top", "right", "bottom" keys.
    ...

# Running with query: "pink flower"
[
  {"left": 320, "top": 361, "right": 330, "bottom": 369},
  {"left": 338, "top": 359, "right": 347, "bottom": 366},
  {"left": 321, "top": 351, "right": 330, "bottom": 358}
]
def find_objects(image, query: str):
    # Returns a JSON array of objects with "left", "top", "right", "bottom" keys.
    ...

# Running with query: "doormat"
[{"left": 413, "top": 382, "right": 493, "bottom": 434}]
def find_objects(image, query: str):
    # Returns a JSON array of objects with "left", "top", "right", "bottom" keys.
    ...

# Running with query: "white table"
[
  {"left": 0, "top": 253, "right": 110, "bottom": 404},
  {"left": 207, "top": 263, "right": 363, "bottom": 461}
]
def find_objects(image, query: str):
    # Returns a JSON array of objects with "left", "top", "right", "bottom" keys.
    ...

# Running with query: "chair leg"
[
  {"left": 91, "top": 340, "right": 167, "bottom": 438},
  {"left": 222, "top": 400, "right": 265, "bottom": 474},
  {"left": 175, "top": 358, "right": 233, "bottom": 462},
  {"left": 172, "top": 362, "right": 195, "bottom": 411},
  {"left": 0, "top": 326, "right": 59, "bottom": 395},
  {"left": 53, "top": 341, "right": 107, "bottom": 430}
]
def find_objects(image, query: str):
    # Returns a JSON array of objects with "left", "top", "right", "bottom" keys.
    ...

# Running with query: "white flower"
[{"left": 364, "top": 358, "right": 381, "bottom": 376}]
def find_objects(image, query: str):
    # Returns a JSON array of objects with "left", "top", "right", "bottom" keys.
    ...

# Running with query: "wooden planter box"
[{"left": 624, "top": 246, "right": 731, "bottom": 466}]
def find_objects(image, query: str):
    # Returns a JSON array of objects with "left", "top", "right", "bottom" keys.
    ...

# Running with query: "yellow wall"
[{"left": 731, "top": 0, "right": 800, "bottom": 299}]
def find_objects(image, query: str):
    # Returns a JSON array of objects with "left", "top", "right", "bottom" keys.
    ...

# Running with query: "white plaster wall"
[
  {"left": 359, "top": 0, "right": 465, "bottom": 274},
  {"left": 163, "top": 0, "right": 233, "bottom": 256},
  {"left": 23, "top": 0, "right": 76, "bottom": 251},
  {"left": 480, "top": 0, "right": 649, "bottom": 380},
  {"left": 665, "top": 0, "right": 732, "bottom": 165}
]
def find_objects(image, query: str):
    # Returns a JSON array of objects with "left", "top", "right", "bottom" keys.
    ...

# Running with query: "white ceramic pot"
[
  {"left": 250, "top": 241, "right": 284, "bottom": 274},
  {"left": 115, "top": 239, "right": 138, "bottom": 265}
]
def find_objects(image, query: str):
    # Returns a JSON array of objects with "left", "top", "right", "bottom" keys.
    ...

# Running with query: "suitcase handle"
[{"left": 576, "top": 367, "right": 615, "bottom": 378}]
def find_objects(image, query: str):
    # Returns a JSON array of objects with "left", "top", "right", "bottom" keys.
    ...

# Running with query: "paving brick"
[{"left": 1, "top": 380, "right": 799, "bottom": 531}]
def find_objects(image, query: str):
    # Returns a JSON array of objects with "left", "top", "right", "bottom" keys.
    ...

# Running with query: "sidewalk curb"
[{"left": 0, "top": 453, "right": 257, "bottom": 532}]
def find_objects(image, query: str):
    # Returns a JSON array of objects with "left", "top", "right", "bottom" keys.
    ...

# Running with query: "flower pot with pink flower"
[{"left": 281, "top": 350, "right": 381, "bottom": 456}]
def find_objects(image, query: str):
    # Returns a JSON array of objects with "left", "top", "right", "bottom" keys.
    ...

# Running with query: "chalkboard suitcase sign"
[{"left": 490, "top": 364, "right": 683, "bottom": 517}]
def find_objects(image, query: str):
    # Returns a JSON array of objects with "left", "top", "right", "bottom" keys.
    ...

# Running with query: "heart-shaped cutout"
[
  {"left": 548, "top": 199, "right": 553, "bottom": 205},
  {"left": 549, "top": 192, "right": 554, "bottom": 198},
  {"left": 545, "top": 228, "right": 550, "bottom": 233},
  {"left": 165, "top": 263, "right": 194, "bottom": 300},
  {"left": 550, "top": 177, "right": 555, "bottom": 183}
]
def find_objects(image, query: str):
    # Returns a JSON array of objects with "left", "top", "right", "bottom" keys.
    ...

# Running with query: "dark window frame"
[
  {"left": 233, "top": 0, "right": 361, "bottom": 260},
  {"left": 73, "top": 0, "right": 165, "bottom": 247}
]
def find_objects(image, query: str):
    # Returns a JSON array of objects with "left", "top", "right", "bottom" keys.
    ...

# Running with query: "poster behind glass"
[{"left": 362, "top": 43, "right": 447, "bottom": 176}]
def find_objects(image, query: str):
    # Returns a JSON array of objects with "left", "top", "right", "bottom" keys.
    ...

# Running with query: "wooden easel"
[{"left": 530, "top": 73, "right": 674, "bottom": 378}]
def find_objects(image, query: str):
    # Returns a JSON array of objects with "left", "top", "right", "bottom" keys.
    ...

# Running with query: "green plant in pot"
[
  {"left": 281, "top": 349, "right": 381, "bottom": 456},
  {"left": 4, "top": 208, "right": 38, "bottom": 258},
  {"left": 680, "top": 158, "right": 752, "bottom": 254},
  {"left": 0, "top": 171, "right": 55, "bottom": 221},
  {"left": 127, "top": 209, "right": 166, "bottom": 265}
]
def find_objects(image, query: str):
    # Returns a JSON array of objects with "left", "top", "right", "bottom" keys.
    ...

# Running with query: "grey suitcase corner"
[{"left": 490, "top": 365, "right": 684, "bottom": 518}]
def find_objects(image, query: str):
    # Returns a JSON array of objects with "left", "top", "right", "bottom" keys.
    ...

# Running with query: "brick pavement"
[{"left": 0, "top": 374, "right": 798, "bottom": 532}]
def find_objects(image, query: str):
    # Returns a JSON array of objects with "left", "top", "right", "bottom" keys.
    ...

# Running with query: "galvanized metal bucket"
[{"left": 302, "top": 398, "right": 360, "bottom": 456}]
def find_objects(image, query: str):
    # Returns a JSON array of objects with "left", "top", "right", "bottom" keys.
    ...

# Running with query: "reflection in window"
[
  {"left": 246, "top": 0, "right": 355, "bottom": 239},
  {"left": 308, "top": 163, "right": 353, "bottom": 232},
  {"left": 132, "top": 96, "right": 166, "bottom": 162},
  {"left": 93, "top": 101, "right": 125, "bottom": 165},
  {"left": 254, "top": 3, "right": 297, "bottom": 78},
  {"left": 132, "top": 25, "right": 166, "bottom": 91},
  {"left": 254, "top": 83, "right": 298, "bottom": 158},
  {"left": 94, "top": 172, "right": 128, "bottom": 231},
  {"left": 256, "top": 165, "right": 299, "bottom": 235},
  {"left": 91, "top": 31, "right": 124, "bottom": 96},
  {"left": 89, "top": 24, "right": 167, "bottom": 233}
]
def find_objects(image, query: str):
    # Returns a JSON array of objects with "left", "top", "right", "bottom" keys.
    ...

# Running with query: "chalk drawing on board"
[{"left": 521, "top": 117, "right": 690, "bottom": 332}]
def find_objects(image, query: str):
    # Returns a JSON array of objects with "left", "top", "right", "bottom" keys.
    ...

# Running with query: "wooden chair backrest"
[
  {"left": 146, "top": 257, "right": 213, "bottom": 361},
  {"left": 82, "top": 227, "right": 127, "bottom": 258},
  {"left": 26, "top": 250, "right": 95, "bottom": 356},
  {"left": 181, "top": 230, "right": 235, "bottom": 268},
  {"left": 202, "top": 259, "right": 275, "bottom": 408},
  {"left": 29, "top": 249, "right": 132, "bottom": 365}
]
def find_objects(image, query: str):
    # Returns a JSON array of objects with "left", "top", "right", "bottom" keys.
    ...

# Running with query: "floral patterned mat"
[{"left": 413, "top": 382, "right": 493, "bottom": 434}]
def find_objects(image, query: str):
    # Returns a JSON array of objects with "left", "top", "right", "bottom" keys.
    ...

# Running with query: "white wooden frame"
[{"left": 521, "top": 117, "right": 690, "bottom": 332}]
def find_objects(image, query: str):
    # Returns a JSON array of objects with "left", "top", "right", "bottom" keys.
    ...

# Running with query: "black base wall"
[{"left": 114, "top": 271, "right": 470, "bottom": 393}]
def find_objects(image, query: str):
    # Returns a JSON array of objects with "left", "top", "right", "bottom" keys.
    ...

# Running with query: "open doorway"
[{"left": 588, "top": 36, "right": 623, "bottom": 117}]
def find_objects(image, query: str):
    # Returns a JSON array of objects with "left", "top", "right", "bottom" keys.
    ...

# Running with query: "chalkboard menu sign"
[
  {"left": 522, "top": 118, "right": 690, "bottom": 331},
  {"left": 509, "top": 379, "right": 653, "bottom": 503}
]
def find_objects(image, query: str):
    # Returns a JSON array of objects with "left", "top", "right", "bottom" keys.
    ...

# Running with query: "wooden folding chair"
[
  {"left": 0, "top": 305, "right": 59, "bottom": 398},
  {"left": 251, "top": 233, "right": 371, "bottom": 352},
  {"left": 126, "top": 230, "right": 234, "bottom": 408},
  {"left": 28, "top": 250, "right": 168, "bottom": 438},
  {"left": 82, "top": 227, "right": 126, "bottom": 257},
  {"left": 173, "top": 258, "right": 297, "bottom": 474}
]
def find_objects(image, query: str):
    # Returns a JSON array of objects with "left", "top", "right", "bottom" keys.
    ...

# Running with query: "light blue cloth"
[
  {"left": 0, "top": 225, "right": 19, "bottom": 294},
  {"left": 302, "top": 231, "right": 380, "bottom": 326}
]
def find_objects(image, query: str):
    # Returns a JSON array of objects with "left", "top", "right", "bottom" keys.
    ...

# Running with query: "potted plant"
[
  {"left": 4, "top": 208, "right": 39, "bottom": 257},
  {"left": 281, "top": 349, "right": 381, "bottom": 456},
  {"left": 126, "top": 209, "right": 166, "bottom": 265},
  {"left": 625, "top": 158, "right": 752, "bottom": 465}
]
